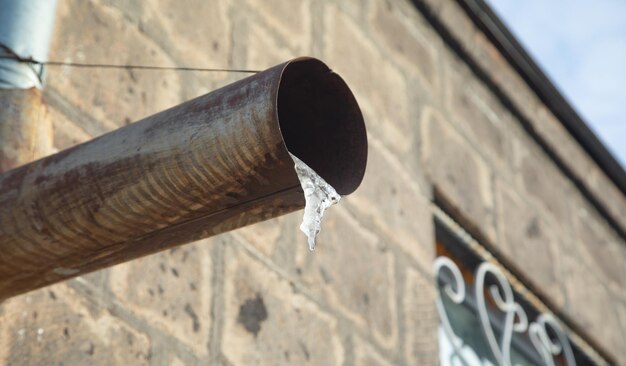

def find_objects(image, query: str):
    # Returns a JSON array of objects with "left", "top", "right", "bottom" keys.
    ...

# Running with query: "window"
[{"left": 433, "top": 208, "right": 606, "bottom": 366}]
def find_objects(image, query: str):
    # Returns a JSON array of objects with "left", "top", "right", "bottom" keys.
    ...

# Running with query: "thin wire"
[{"left": 0, "top": 55, "right": 260, "bottom": 74}]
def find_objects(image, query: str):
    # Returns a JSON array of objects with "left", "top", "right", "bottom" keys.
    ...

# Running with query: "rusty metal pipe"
[
  {"left": 0, "top": 88, "right": 53, "bottom": 172},
  {"left": 0, "top": 0, "right": 57, "bottom": 182},
  {"left": 0, "top": 57, "right": 367, "bottom": 300}
]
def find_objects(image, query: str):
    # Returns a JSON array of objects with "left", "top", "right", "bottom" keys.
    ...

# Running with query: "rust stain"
[{"left": 0, "top": 88, "right": 53, "bottom": 173}]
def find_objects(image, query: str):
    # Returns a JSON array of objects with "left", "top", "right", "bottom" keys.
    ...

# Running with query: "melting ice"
[{"left": 290, "top": 153, "right": 341, "bottom": 251}]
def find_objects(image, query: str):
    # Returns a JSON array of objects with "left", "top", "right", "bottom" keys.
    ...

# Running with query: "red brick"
[
  {"left": 293, "top": 207, "right": 398, "bottom": 349},
  {"left": 50, "top": 106, "right": 92, "bottom": 151},
  {"left": 421, "top": 107, "right": 497, "bottom": 243},
  {"left": 325, "top": 4, "right": 412, "bottom": 156},
  {"left": 344, "top": 138, "right": 434, "bottom": 271},
  {"left": 575, "top": 208, "right": 626, "bottom": 290},
  {"left": 445, "top": 62, "right": 513, "bottom": 172},
  {"left": 370, "top": 0, "right": 438, "bottom": 87},
  {"left": 109, "top": 239, "right": 213, "bottom": 356},
  {"left": 354, "top": 337, "right": 394, "bottom": 366},
  {"left": 48, "top": 0, "right": 182, "bottom": 131},
  {"left": 222, "top": 244, "right": 344, "bottom": 365},
  {"left": 404, "top": 267, "right": 438, "bottom": 366},
  {"left": 517, "top": 146, "right": 573, "bottom": 227},
  {"left": 0, "top": 283, "right": 151, "bottom": 365},
  {"left": 561, "top": 257, "right": 623, "bottom": 359},
  {"left": 496, "top": 180, "right": 565, "bottom": 307},
  {"left": 246, "top": 21, "right": 298, "bottom": 70},
  {"left": 246, "top": 0, "right": 312, "bottom": 53}
]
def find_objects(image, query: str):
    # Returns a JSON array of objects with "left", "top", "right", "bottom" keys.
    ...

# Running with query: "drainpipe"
[
  {"left": 0, "top": 57, "right": 368, "bottom": 300},
  {"left": 0, "top": 0, "right": 57, "bottom": 171}
]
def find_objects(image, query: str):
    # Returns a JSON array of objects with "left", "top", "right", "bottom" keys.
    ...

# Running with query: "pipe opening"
[{"left": 277, "top": 58, "right": 367, "bottom": 195}]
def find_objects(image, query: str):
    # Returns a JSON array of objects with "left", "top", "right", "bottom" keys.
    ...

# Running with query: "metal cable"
[{"left": 0, "top": 54, "right": 260, "bottom": 74}]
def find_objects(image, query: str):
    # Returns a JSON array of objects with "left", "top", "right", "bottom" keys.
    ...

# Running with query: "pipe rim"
[{"left": 276, "top": 57, "right": 368, "bottom": 196}]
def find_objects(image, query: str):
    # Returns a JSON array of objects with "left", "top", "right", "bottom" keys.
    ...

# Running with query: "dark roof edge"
[{"left": 456, "top": 0, "right": 626, "bottom": 195}]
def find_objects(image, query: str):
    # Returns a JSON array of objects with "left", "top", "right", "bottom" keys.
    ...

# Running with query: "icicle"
[{"left": 290, "top": 153, "right": 341, "bottom": 251}]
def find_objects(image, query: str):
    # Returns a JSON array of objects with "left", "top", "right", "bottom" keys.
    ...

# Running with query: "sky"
[{"left": 486, "top": 0, "right": 626, "bottom": 169}]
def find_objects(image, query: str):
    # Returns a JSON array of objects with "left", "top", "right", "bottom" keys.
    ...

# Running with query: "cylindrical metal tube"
[
  {"left": 0, "top": 0, "right": 58, "bottom": 88},
  {"left": 0, "top": 57, "right": 367, "bottom": 300},
  {"left": 0, "top": 88, "right": 53, "bottom": 171}
]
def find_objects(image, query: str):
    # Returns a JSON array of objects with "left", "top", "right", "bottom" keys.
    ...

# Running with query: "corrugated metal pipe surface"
[{"left": 0, "top": 57, "right": 368, "bottom": 300}]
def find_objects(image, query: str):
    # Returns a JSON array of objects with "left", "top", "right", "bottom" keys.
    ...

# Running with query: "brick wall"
[{"left": 0, "top": 0, "right": 624, "bottom": 364}]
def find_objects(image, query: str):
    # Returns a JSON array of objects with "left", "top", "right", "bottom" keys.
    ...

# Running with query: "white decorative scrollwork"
[
  {"left": 529, "top": 314, "right": 576, "bottom": 366},
  {"left": 433, "top": 256, "right": 576, "bottom": 366},
  {"left": 433, "top": 256, "right": 467, "bottom": 357},
  {"left": 476, "top": 262, "right": 528, "bottom": 366}
]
